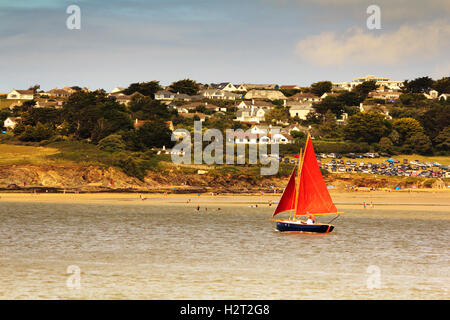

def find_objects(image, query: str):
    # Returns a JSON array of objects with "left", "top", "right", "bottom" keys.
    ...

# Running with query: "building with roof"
[{"left": 6, "top": 89, "right": 34, "bottom": 100}]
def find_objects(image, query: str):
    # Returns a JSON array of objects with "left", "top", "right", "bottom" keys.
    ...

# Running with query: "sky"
[{"left": 0, "top": 0, "right": 449, "bottom": 92}]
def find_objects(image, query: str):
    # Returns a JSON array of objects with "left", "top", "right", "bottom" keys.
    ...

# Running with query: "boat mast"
[
  {"left": 293, "top": 147, "right": 302, "bottom": 221},
  {"left": 293, "top": 133, "right": 310, "bottom": 220}
]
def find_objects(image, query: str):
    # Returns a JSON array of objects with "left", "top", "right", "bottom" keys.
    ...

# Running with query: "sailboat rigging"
[{"left": 270, "top": 133, "right": 342, "bottom": 233}]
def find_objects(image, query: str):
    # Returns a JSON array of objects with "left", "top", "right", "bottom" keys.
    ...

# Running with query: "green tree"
[
  {"left": 419, "top": 105, "right": 450, "bottom": 142},
  {"left": 136, "top": 121, "right": 173, "bottom": 149},
  {"left": 403, "top": 76, "right": 434, "bottom": 93},
  {"left": 98, "top": 134, "right": 126, "bottom": 152},
  {"left": 123, "top": 81, "right": 162, "bottom": 98},
  {"left": 432, "top": 77, "right": 450, "bottom": 94},
  {"left": 402, "top": 132, "right": 432, "bottom": 155},
  {"left": 344, "top": 112, "right": 390, "bottom": 143},
  {"left": 310, "top": 81, "right": 332, "bottom": 97},
  {"left": 434, "top": 126, "right": 450, "bottom": 153},
  {"left": 318, "top": 110, "right": 338, "bottom": 138},
  {"left": 129, "top": 94, "right": 171, "bottom": 121},
  {"left": 313, "top": 96, "right": 345, "bottom": 117},
  {"left": 392, "top": 118, "right": 425, "bottom": 145},
  {"left": 169, "top": 79, "right": 200, "bottom": 96},
  {"left": 379, "top": 137, "right": 394, "bottom": 153},
  {"left": 352, "top": 80, "right": 378, "bottom": 101}
]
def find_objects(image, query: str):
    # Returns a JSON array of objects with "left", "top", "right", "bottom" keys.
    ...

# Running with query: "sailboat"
[{"left": 270, "top": 133, "right": 342, "bottom": 233}]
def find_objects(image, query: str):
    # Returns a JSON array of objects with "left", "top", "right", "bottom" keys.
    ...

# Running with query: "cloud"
[{"left": 295, "top": 21, "right": 450, "bottom": 67}]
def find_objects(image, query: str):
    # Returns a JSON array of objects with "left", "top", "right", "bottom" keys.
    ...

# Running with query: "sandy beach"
[{"left": 1, "top": 190, "right": 449, "bottom": 216}]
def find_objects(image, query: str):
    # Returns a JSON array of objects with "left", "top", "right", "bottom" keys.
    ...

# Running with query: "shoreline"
[{"left": 1, "top": 190, "right": 450, "bottom": 214}]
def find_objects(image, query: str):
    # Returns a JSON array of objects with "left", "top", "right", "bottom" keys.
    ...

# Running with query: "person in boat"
[{"left": 306, "top": 213, "right": 316, "bottom": 225}]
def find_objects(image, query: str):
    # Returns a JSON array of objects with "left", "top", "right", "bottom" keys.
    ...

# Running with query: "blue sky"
[{"left": 0, "top": 0, "right": 449, "bottom": 91}]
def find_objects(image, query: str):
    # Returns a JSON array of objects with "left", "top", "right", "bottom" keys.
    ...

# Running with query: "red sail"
[
  {"left": 295, "top": 136, "right": 337, "bottom": 215},
  {"left": 272, "top": 167, "right": 297, "bottom": 217}
]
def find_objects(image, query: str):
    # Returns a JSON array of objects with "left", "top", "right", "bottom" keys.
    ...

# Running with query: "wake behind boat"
[{"left": 270, "top": 133, "right": 342, "bottom": 233}]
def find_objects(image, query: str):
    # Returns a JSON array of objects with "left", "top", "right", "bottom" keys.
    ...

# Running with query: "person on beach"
[
  {"left": 363, "top": 201, "right": 366, "bottom": 209},
  {"left": 196, "top": 205, "right": 200, "bottom": 212}
]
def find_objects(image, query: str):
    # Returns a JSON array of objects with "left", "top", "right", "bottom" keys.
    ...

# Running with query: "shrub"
[{"left": 98, "top": 134, "right": 126, "bottom": 153}]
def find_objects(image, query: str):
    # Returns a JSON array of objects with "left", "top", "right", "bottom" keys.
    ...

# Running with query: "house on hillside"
[
  {"left": 34, "top": 100, "right": 64, "bottom": 109},
  {"left": 6, "top": 89, "right": 34, "bottom": 100},
  {"left": 226, "top": 131, "right": 293, "bottom": 145},
  {"left": 289, "top": 92, "right": 321, "bottom": 103},
  {"left": 200, "top": 89, "right": 239, "bottom": 100},
  {"left": 3, "top": 117, "right": 21, "bottom": 130},
  {"left": 47, "top": 88, "right": 72, "bottom": 98},
  {"left": 235, "top": 107, "right": 267, "bottom": 123},
  {"left": 240, "top": 84, "right": 279, "bottom": 90},
  {"left": 244, "top": 89, "right": 286, "bottom": 101},
  {"left": 359, "top": 103, "right": 392, "bottom": 119},
  {"left": 288, "top": 102, "right": 313, "bottom": 120},
  {"left": 368, "top": 91, "right": 402, "bottom": 101},
  {"left": 236, "top": 99, "right": 275, "bottom": 110},
  {"left": 155, "top": 90, "right": 176, "bottom": 101},
  {"left": 209, "top": 82, "right": 237, "bottom": 92}
]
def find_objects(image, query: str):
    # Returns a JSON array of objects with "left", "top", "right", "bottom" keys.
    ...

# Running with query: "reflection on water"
[{"left": 0, "top": 202, "right": 448, "bottom": 299}]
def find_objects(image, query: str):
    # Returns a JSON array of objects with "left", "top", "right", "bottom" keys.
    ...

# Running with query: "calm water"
[{"left": 0, "top": 202, "right": 449, "bottom": 299}]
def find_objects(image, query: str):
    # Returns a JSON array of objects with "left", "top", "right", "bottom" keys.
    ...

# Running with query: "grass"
[{"left": 0, "top": 143, "right": 60, "bottom": 165}]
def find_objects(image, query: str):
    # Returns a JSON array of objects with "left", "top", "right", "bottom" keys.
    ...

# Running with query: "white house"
[
  {"left": 7, "top": 89, "right": 34, "bottom": 100},
  {"left": 3, "top": 117, "right": 21, "bottom": 130},
  {"left": 235, "top": 107, "right": 267, "bottom": 123},
  {"left": 226, "top": 130, "right": 293, "bottom": 144},
  {"left": 210, "top": 82, "right": 238, "bottom": 92},
  {"left": 155, "top": 90, "right": 176, "bottom": 101},
  {"left": 288, "top": 102, "right": 314, "bottom": 120},
  {"left": 289, "top": 92, "right": 321, "bottom": 103},
  {"left": 200, "top": 89, "right": 239, "bottom": 100}
]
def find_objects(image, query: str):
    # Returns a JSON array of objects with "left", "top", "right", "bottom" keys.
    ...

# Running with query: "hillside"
[{"left": 0, "top": 143, "right": 448, "bottom": 193}]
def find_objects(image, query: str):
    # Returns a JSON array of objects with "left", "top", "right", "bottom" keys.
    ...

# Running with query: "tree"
[
  {"left": 403, "top": 132, "right": 432, "bottom": 155},
  {"left": 352, "top": 80, "right": 378, "bottom": 101},
  {"left": 392, "top": 118, "right": 425, "bottom": 145},
  {"left": 434, "top": 126, "right": 450, "bottom": 153},
  {"left": 136, "top": 121, "right": 173, "bottom": 149},
  {"left": 310, "top": 81, "right": 332, "bottom": 97},
  {"left": 63, "top": 90, "right": 133, "bottom": 141},
  {"left": 17, "top": 122, "right": 54, "bottom": 142},
  {"left": 318, "top": 110, "right": 338, "bottom": 138},
  {"left": 265, "top": 106, "right": 290, "bottom": 124},
  {"left": 432, "top": 77, "right": 450, "bottom": 95},
  {"left": 129, "top": 94, "right": 171, "bottom": 121},
  {"left": 312, "top": 96, "right": 345, "bottom": 117},
  {"left": 419, "top": 105, "right": 450, "bottom": 142},
  {"left": 123, "top": 81, "right": 162, "bottom": 97},
  {"left": 169, "top": 79, "right": 200, "bottom": 96},
  {"left": 344, "top": 112, "right": 390, "bottom": 143},
  {"left": 403, "top": 76, "right": 434, "bottom": 93},
  {"left": 98, "top": 134, "right": 126, "bottom": 153},
  {"left": 337, "top": 91, "right": 362, "bottom": 106},
  {"left": 379, "top": 137, "right": 394, "bottom": 153}
]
